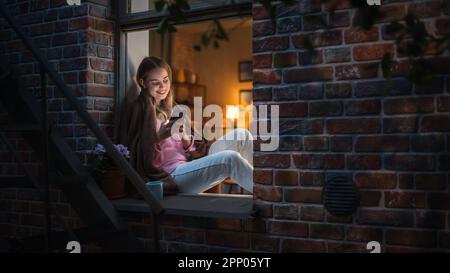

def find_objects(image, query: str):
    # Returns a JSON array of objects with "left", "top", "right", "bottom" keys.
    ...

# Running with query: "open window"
[{"left": 113, "top": 0, "right": 254, "bottom": 218}]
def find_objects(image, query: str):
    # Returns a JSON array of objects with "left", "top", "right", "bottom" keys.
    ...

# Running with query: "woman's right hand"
[{"left": 157, "top": 119, "right": 177, "bottom": 140}]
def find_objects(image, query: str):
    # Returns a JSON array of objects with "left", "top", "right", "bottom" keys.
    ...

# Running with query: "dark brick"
[
  {"left": 325, "top": 83, "right": 352, "bottom": 98},
  {"left": 250, "top": 235, "right": 280, "bottom": 252},
  {"left": 254, "top": 169, "right": 273, "bottom": 185},
  {"left": 299, "top": 172, "right": 324, "bottom": 187},
  {"left": 277, "top": 17, "right": 301, "bottom": 33},
  {"left": 300, "top": 206, "right": 324, "bottom": 221},
  {"left": 309, "top": 101, "right": 343, "bottom": 117},
  {"left": 254, "top": 186, "right": 282, "bottom": 202},
  {"left": 52, "top": 33, "right": 77, "bottom": 46},
  {"left": 355, "top": 136, "right": 410, "bottom": 152},
  {"left": 415, "top": 77, "right": 444, "bottom": 94},
  {"left": 347, "top": 227, "right": 383, "bottom": 242},
  {"left": 284, "top": 67, "right": 333, "bottom": 83},
  {"left": 253, "top": 54, "right": 272, "bottom": 69},
  {"left": 253, "top": 20, "right": 275, "bottom": 37},
  {"left": 359, "top": 191, "right": 382, "bottom": 207},
  {"left": 279, "top": 102, "right": 308, "bottom": 117},
  {"left": 298, "top": 0, "right": 322, "bottom": 14},
  {"left": 304, "top": 136, "right": 329, "bottom": 151},
  {"left": 273, "top": 85, "right": 297, "bottom": 101},
  {"left": 205, "top": 230, "right": 249, "bottom": 249},
  {"left": 292, "top": 30, "right": 342, "bottom": 48},
  {"left": 282, "top": 239, "right": 326, "bottom": 253},
  {"left": 416, "top": 211, "right": 446, "bottom": 229},
  {"left": 345, "top": 99, "right": 381, "bottom": 115},
  {"left": 438, "top": 96, "right": 450, "bottom": 112},
  {"left": 399, "top": 174, "right": 414, "bottom": 190},
  {"left": 298, "top": 84, "right": 324, "bottom": 100},
  {"left": 279, "top": 136, "right": 303, "bottom": 151},
  {"left": 408, "top": 0, "right": 442, "bottom": 18},
  {"left": 385, "top": 97, "right": 434, "bottom": 114},
  {"left": 310, "top": 224, "right": 344, "bottom": 240},
  {"left": 428, "top": 193, "right": 450, "bottom": 209},
  {"left": 385, "top": 191, "right": 426, "bottom": 209},
  {"left": 353, "top": 44, "right": 395, "bottom": 61},
  {"left": 411, "top": 135, "right": 445, "bottom": 152},
  {"left": 330, "top": 136, "right": 352, "bottom": 152},
  {"left": 355, "top": 172, "right": 397, "bottom": 189},
  {"left": 280, "top": 119, "right": 324, "bottom": 135},
  {"left": 254, "top": 153, "right": 290, "bottom": 168},
  {"left": 355, "top": 79, "right": 412, "bottom": 97},
  {"left": 284, "top": 188, "right": 322, "bottom": 203},
  {"left": 253, "top": 87, "right": 272, "bottom": 101},
  {"left": 254, "top": 70, "right": 281, "bottom": 84},
  {"left": 269, "top": 221, "right": 308, "bottom": 237},
  {"left": 344, "top": 26, "right": 379, "bottom": 43},
  {"left": 298, "top": 50, "right": 323, "bottom": 65},
  {"left": 384, "top": 155, "right": 435, "bottom": 171},
  {"left": 303, "top": 14, "right": 327, "bottom": 31},
  {"left": 274, "top": 52, "right": 297, "bottom": 68},
  {"left": 324, "top": 47, "right": 351, "bottom": 63},
  {"left": 293, "top": 154, "right": 345, "bottom": 169},
  {"left": 421, "top": 116, "right": 450, "bottom": 132},
  {"left": 357, "top": 209, "right": 414, "bottom": 227},
  {"left": 330, "top": 11, "right": 350, "bottom": 27},
  {"left": 254, "top": 36, "right": 289, "bottom": 53},
  {"left": 347, "top": 154, "right": 381, "bottom": 170},
  {"left": 274, "top": 205, "right": 299, "bottom": 220},
  {"left": 386, "top": 229, "right": 436, "bottom": 248},
  {"left": 274, "top": 170, "right": 298, "bottom": 186},
  {"left": 327, "top": 118, "right": 381, "bottom": 134},
  {"left": 415, "top": 174, "right": 446, "bottom": 190},
  {"left": 383, "top": 117, "right": 418, "bottom": 133},
  {"left": 335, "top": 63, "right": 379, "bottom": 80}
]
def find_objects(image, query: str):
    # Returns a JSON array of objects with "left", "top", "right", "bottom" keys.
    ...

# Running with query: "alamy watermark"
[
  {"left": 169, "top": 97, "right": 279, "bottom": 151},
  {"left": 366, "top": 0, "right": 381, "bottom": 5},
  {"left": 66, "top": 0, "right": 81, "bottom": 6}
]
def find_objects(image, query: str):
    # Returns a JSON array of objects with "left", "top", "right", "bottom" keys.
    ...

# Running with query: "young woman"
[{"left": 121, "top": 56, "right": 253, "bottom": 195}]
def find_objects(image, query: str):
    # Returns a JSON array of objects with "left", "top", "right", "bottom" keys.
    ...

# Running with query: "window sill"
[{"left": 112, "top": 193, "right": 254, "bottom": 219}]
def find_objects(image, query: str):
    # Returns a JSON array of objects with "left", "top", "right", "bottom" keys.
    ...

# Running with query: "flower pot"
[{"left": 98, "top": 169, "right": 128, "bottom": 199}]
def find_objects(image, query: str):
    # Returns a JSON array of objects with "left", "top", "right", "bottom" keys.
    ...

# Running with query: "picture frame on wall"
[
  {"left": 239, "top": 89, "right": 253, "bottom": 107},
  {"left": 238, "top": 61, "right": 252, "bottom": 82}
]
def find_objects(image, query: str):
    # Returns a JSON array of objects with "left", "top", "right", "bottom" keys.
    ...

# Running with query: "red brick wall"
[
  {"left": 1, "top": 0, "right": 449, "bottom": 253},
  {"left": 0, "top": 0, "right": 115, "bottom": 244},
  {"left": 252, "top": 0, "right": 450, "bottom": 252}
]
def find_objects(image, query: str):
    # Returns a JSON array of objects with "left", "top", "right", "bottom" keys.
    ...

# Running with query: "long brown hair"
[{"left": 136, "top": 56, "right": 174, "bottom": 121}]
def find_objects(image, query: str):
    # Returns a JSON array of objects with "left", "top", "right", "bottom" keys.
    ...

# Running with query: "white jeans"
[{"left": 171, "top": 128, "right": 254, "bottom": 193}]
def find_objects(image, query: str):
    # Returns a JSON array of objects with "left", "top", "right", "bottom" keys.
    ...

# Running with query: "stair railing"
[{"left": 0, "top": 1, "right": 163, "bottom": 234}]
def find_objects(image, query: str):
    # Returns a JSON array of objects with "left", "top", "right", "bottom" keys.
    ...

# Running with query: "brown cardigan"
[{"left": 118, "top": 91, "right": 211, "bottom": 196}]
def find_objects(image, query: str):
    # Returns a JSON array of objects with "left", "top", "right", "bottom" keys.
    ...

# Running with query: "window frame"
[{"left": 113, "top": 0, "right": 254, "bottom": 218}]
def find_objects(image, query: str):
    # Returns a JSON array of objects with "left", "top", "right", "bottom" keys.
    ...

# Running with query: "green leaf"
[
  {"left": 175, "top": 0, "right": 190, "bottom": 11},
  {"left": 214, "top": 20, "right": 229, "bottom": 41},
  {"left": 154, "top": 0, "right": 165, "bottom": 12}
]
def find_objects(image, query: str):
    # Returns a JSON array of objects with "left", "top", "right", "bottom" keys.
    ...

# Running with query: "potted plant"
[{"left": 89, "top": 143, "right": 130, "bottom": 199}]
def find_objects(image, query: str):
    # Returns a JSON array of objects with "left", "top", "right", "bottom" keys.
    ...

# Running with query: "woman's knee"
[{"left": 235, "top": 128, "right": 253, "bottom": 141}]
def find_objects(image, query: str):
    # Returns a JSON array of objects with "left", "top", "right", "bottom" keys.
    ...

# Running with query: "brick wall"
[
  {"left": 0, "top": 0, "right": 115, "bottom": 243},
  {"left": 0, "top": 0, "right": 449, "bottom": 252},
  {"left": 251, "top": 0, "right": 450, "bottom": 252}
]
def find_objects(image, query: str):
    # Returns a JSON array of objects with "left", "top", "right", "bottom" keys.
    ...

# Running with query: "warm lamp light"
[{"left": 226, "top": 106, "right": 239, "bottom": 120}]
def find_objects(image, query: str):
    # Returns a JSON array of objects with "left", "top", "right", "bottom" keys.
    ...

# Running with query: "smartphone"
[{"left": 169, "top": 115, "right": 183, "bottom": 123}]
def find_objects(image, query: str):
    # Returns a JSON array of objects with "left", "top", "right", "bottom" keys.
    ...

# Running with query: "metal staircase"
[{"left": 0, "top": 2, "right": 163, "bottom": 252}]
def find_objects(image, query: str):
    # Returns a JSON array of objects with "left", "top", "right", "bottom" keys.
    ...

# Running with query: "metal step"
[
  {"left": 0, "top": 124, "right": 42, "bottom": 132},
  {"left": 0, "top": 68, "right": 142, "bottom": 252}
]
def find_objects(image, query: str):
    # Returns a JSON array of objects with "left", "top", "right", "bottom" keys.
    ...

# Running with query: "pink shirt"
[{"left": 152, "top": 119, "right": 196, "bottom": 174}]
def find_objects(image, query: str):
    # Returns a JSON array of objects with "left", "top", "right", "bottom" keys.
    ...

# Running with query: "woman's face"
[{"left": 141, "top": 68, "right": 171, "bottom": 104}]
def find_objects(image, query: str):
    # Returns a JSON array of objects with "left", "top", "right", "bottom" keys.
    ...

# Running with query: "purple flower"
[{"left": 95, "top": 144, "right": 106, "bottom": 155}]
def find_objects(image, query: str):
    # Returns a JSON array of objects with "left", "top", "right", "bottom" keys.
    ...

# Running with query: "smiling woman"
[{"left": 118, "top": 56, "right": 254, "bottom": 199}]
